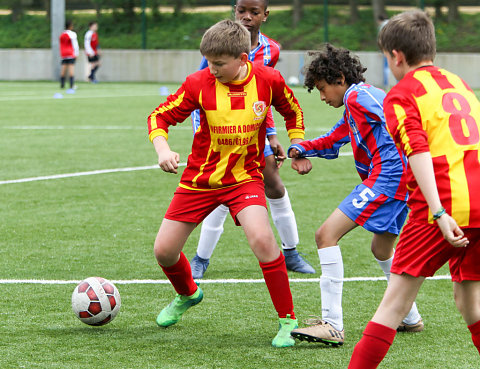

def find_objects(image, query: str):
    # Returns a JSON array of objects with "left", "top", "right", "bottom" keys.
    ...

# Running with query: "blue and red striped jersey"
[{"left": 289, "top": 82, "right": 408, "bottom": 201}]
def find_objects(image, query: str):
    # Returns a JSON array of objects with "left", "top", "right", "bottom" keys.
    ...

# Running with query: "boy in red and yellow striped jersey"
[
  {"left": 147, "top": 19, "right": 307, "bottom": 348},
  {"left": 349, "top": 10, "right": 480, "bottom": 368}
]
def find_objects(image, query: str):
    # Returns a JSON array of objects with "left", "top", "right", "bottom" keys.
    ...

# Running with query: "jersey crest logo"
[{"left": 253, "top": 101, "right": 267, "bottom": 116}]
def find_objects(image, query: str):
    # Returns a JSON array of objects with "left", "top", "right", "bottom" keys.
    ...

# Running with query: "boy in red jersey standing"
[
  {"left": 59, "top": 20, "right": 79, "bottom": 93},
  {"left": 190, "top": 0, "right": 315, "bottom": 278},
  {"left": 349, "top": 10, "right": 480, "bottom": 368},
  {"left": 148, "top": 19, "right": 307, "bottom": 347},
  {"left": 84, "top": 21, "right": 101, "bottom": 83}
]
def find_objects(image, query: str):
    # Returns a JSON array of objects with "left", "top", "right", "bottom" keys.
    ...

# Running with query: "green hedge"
[{"left": 1, "top": 6, "right": 479, "bottom": 52}]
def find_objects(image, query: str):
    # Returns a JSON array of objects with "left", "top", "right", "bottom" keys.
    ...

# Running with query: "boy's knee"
[
  {"left": 315, "top": 226, "right": 336, "bottom": 248},
  {"left": 249, "top": 233, "right": 278, "bottom": 258},
  {"left": 265, "top": 182, "right": 285, "bottom": 199},
  {"left": 153, "top": 241, "right": 176, "bottom": 266},
  {"left": 371, "top": 244, "right": 393, "bottom": 260}
]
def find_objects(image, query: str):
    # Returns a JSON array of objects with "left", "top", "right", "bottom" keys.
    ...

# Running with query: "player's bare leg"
[
  {"left": 263, "top": 153, "right": 315, "bottom": 273},
  {"left": 60, "top": 64, "right": 68, "bottom": 88},
  {"left": 65, "top": 64, "right": 76, "bottom": 93},
  {"left": 154, "top": 219, "right": 203, "bottom": 327},
  {"left": 454, "top": 281, "right": 480, "bottom": 325},
  {"left": 237, "top": 205, "right": 297, "bottom": 347},
  {"left": 454, "top": 280, "right": 480, "bottom": 354},
  {"left": 349, "top": 274, "right": 424, "bottom": 368},
  {"left": 372, "top": 232, "right": 423, "bottom": 332},
  {"left": 190, "top": 153, "right": 315, "bottom": 279}
]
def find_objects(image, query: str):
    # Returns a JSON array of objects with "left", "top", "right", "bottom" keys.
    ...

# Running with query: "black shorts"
[
  {"left": 88, "top": 55, "right": 100, "bottom": 63},
  {"left": 61, "top": 58, "right": 76, "bottom": 65}
]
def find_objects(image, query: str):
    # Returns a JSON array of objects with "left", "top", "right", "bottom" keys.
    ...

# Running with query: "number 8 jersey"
[{"left": 384, "top": 65, "right": 480, "bottom": 226}]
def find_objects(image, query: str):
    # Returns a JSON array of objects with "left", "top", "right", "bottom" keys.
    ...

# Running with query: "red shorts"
[
  {"left": 391, "top": 220, "right": 480, "bottom": 282},
  {"left": 164, "top": 181, "right": 266, "bottom": 226}
]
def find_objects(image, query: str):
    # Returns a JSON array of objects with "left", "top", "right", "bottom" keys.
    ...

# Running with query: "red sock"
[
  {"left": 160, "top": 252, "right": 197, "bottom": 296},
  {"left": 468, "top": 319, "right": 480, "bottom": 354},
  {"left": 348, "top": 321, "right": 396, "bottom": 369},
  {"left": 259, "top": 253, "right": 295, "bottom": 319}
]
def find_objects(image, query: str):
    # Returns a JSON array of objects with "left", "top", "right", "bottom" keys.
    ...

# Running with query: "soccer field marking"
[
  {"left": 1, "top": 125, "right": 334, "bottom": 132},
  {"left": 0, "top": 154, "right": 353, "bottom": 185},
  {"left": 0, "top": 93, "right": 160, "bottom": 102},
  {"left": 0, "top": 165, "right": 167, "bottom": 185},
  {"left": 0, "top": 275, "right": 452, "bottom": 285}
]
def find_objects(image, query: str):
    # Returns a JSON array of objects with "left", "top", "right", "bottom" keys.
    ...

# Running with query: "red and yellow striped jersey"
[
  {"left": 148, "top": 61, "right": 304, "bottom": 191},
  {"left": 384, "top": 66, "right": 480, "bottom": 226}
]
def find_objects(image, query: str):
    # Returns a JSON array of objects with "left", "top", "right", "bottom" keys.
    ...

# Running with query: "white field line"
[
  {"left": 0, "top": 165, "right": 168, "bottom": 185},
  {"left": 1, "top": 125, "right": 333, "bottom": 132},
  {"left": 0, "top": 93, "right": 159, "bottom": 102},
  {"left": 0, "top": 275, "right": 452, "bottom": 285},
  {"left": 0, "top": 155, "right": 353, "bottom": 185}
]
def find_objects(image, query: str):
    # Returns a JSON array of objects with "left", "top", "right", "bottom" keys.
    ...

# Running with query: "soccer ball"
[
  {"left": 71, "top": 277, "right": 121, "bottom": 326},
  {"left": 287, "top": 76, "right": 300, "bottom": 86}
]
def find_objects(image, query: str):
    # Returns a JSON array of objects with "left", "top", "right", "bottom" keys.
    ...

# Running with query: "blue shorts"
[
  {"left": 264, "top": 137, "right": 273, "bottom": 157},
  {"left": 338, "top": 183, "right": 408, "bottom": 235}
]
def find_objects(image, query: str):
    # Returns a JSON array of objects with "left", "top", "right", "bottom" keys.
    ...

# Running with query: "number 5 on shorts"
[{"left": 352, "top": 188, "right": 375, "bottom": 209}]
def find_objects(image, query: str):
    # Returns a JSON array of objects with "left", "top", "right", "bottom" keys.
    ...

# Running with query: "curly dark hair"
[{"left": 303, "top": 43, "right": 367, "bottom": 92}]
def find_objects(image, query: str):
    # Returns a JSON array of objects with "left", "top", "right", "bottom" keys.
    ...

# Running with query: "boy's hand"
[
  {"left": 268, "top": 135, "right": 286, "bottom": 168},
  {"left": 291, "top": 157, "right": 312, "bottom": 175},
  {"left": 158, "top": 150, "right": 180, "bottom": 174},
  {"left": 289, "top": 148, "right": 300, "bottom": 158},
  {"left": 275, "top": 144, "right": 287, "bottom": 168},
  {"left": 436, "top": 213, "right": 470, "bottom": 247},
  {"left": 152, "top": 135, "right": 180, "bottom": 174}
]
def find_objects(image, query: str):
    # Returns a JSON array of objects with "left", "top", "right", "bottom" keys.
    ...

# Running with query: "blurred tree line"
[{"left": 0, "top": 0, "right": 466, "bottom": 25}]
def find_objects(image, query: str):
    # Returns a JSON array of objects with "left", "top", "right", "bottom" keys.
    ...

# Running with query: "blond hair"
[
  {"left": 200, "top": 19, "right": 250, "bottom": 58},
  {"left": 378, "top": 10, "right": 436, "bottom": 65}
]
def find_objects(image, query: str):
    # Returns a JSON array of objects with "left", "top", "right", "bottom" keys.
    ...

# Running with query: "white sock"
[
  {"left": 376, "top": 253, "right": 422, "bottom": 325},
  {"left": 403, "top": 301, "right": 422, "bottom": 325},
  {"left": 267, "top": 189, "right": 299, "bottom": 249},
  {"left": 196, "top": 204, "right": 229, "bottom": 260},
  {"left": 318, "top": 246, "right": 344, "bottom": 331},
  {"left": 376, "top": 255, "right": 393, "bottom": 282}
]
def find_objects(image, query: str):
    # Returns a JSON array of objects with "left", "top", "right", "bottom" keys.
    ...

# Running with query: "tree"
[
  {"left": 292, "top": 0, "right": 303, "bottom": 28},
  {"left": 9, "top": 0, "right": 32, "bottom": 22},
  {"left": 41, "top": 0, "right": 50, "bottom": 20},
  {"left": 371, "top": 0, "right": 386, "bottom": 23},
  {"left": 151, "top": 0, "right": 162, "bottom": 20},
  {"left": 434, "top": 0, "right": 444, "bottom": 19},
  {"left": 174, "top": 0, "right": 183, "bottom": 16},
  {"left": 447, "top": 0, "right": 459, "bottom": 22},
  {"left": 121, "top": 0, "right": 136, "bottom": 19},
  {"left": 349, "top": 0, "right": 359, "bottom": 23},
  {"left": 91, "top": 0, "right": 106, "bottom": 17}
]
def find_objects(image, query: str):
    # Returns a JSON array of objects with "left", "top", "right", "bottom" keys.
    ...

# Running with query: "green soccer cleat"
[
  {"left": 272, "top": 314, "right": 298, "bottom": 348},
  {"left": 156, "top": 287, "right": 204, "bottom": 327}
]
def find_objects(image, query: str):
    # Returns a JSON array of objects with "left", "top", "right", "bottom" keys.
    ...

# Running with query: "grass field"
[{"left": 1, "top": 81, "right": 479, "bottom": 368}]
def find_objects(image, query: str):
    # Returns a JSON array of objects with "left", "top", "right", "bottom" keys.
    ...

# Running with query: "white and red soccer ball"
[{"left": 71, "top": 277, "right": 121, "bottom": 326}]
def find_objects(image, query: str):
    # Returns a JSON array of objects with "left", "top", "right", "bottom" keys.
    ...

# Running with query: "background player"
[
  {"left": 148, "top": 19, "right": 306, "bottom": 348},
  {"left": 84, "top": 21, "right": 100, "bottom": 83},
  {"left": 189, "top": 0, "right": 314, "bottom": 279},
  {"left": 349, "top": 10, "right": 480, "bottom": 368},
  {"left": 288, "top": 44, "right": 422, "bottom": 346},
  {"left": 59, "top": 20, "right": 79, "bottom": 93}
]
